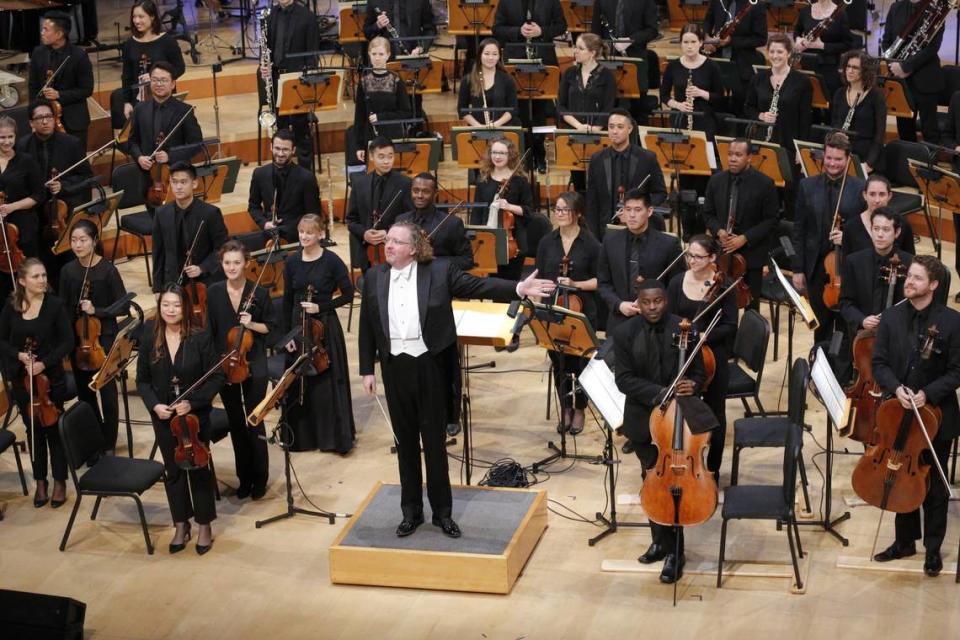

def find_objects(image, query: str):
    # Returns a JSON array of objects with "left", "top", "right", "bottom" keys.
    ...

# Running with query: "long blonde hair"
[
  {"left": 470, "top": 38, "right": 505, "bottom": 100},
  {"left": 10, "top": 258, "right": 46, "bottom": 312}
]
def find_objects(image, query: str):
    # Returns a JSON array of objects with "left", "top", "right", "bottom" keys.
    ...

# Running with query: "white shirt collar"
[{"left": 391, "top": 261, "right": 415, "bottom": 282}]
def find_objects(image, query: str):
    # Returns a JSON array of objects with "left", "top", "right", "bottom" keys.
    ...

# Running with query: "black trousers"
[
  {"left": 745, "top": 267, "right": 762, "bottom": 312},
  {"left": 548, "top": 351, "right": 587, "bottom": 410},
  {"left": 633, "top": 440, "right": 684, "bottom": 555},
  {"left": 518, "top": 99, "right": 550, "bottom": 161},
  {"left": 64, "top": 125, "right": 88, "bottom": 153},
  {"left": 382, "top": 351, "right": 451, "bottom": 520},
  {"left": 13, "top": 385, "right": 67, "bottom": 482},
  {"left": 72, "top": 363, "right": 120, "bottom": 452},
  {"left": 894, "top": 437, "right": 951, "bottom": 552},
  {"left": 896, "top": 89, "right": 940, "bottom": 144},
  {"left": 152, "top": 417, "right": 217, "bottom": 525},
  {"left": 109, "top": 88, "right": 139, "bottom": 130},
  {"left": 704, "top": 357, "right": 730, "bottom": 481},
  {"left": 220, "top": 376, "right": 269, "bottom": 492},
  {"left": 953, "top": 213, "right": 960, "bottom": 283}
]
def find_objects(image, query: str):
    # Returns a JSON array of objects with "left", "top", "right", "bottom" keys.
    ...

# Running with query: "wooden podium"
[
  {"left": 553, "top": 129, "right": 610, "bottom": 172},
  {"left": 639, "top": 126, "right": 714, "bottom": 180},
  {"left": 338, "top": 2, "right": 367, "bottom": 43},
  {"left": 388, "top": 56, "right": 443, "bottom": 96},
  {"left": 715, "top": 135, "right": 792, "bottom": 188},
  {"left": 795, "top": 140, "right": 864, "bottom": 180},
  {"left": 276, "top": 70, "right": 343, "bottom": 116},
  {"left": 448, "top": 0, "right": 499, "bottom": 36},
  {"left": 600, "top": 57, "right": 647, "bottom": 97},
  {"left": 451, "top": 126, "right": 524, "bottom": 170},
  {"left": 877, "top": 76, "right": 915, "bottom": 118}
]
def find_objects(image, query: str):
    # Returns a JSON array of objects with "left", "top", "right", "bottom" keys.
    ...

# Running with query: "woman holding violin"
[
  {"left": 0, "top": 258, "right": 73, "bottom": 508},
  {"left": 206, "top": 240, "right": 276, "bottom": 501},
  {"left": 137, "top": 284, "right": 224, "bottom": 555},
  {"left": 471, "top": 136, "right": 533, "bottom": 280},
  {"left": 666, "top": 235, "right": 738, "bottom": 482},
  {"left": 0, "top": 115, "right": 45, "bottom": 301},
  {"left": 534, "top": 191, "right": 600, "bottom": 434},
  {"left": 58, "top": 220, "right": 126, "bottom": 454},
  {"left": 282, "top": 214, "right": 355, "bottom": 454}
]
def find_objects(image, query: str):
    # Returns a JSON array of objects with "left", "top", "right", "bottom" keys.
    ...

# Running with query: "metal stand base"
[
  {"left": 795, "top": 416, "right": 850, "bottom": 546},
  {"left": 589, "top": 424, "right": 649, "bottom": 546}
]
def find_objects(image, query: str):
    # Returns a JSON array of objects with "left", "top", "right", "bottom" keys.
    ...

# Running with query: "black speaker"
[{"left": 0, "top": 589, "right": 86, "bottom": 640}]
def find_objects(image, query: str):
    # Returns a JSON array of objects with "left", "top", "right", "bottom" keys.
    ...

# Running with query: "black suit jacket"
[
  {"left": 590, "top": 0, "right": 659, "bottom": 57},
  {"left": 585, "top": 144, "right": 667, "bottom": 239},
  {"left": 839, "top": 248, "right": 912, "bottom": 331},
  {"left": 493, "top": 0, "right": 567, "bottom": 66},
  {"left": 358, "top": 258, "right": 519, "bottom": 374},
  {"left": 248, "top": 162, "right": 320, "bottom": 242},
  {"left": 127, "top": 97, "right": 204, "bottom": 165},
  {"left": 791, "top": 174, "right": 866, "bottom": 280},
  {"left": 345, "top": 170, "right": 413, "bottom": 268},
  {"left": 266, "top": 0, "right": 321, "bottom": 71},
  {"left": 703, "top": 0, "right": 767, "bottom": 81},
  {"left": 151, "top": 199, "right": 229, "bottom": 293},
  {"left": 396, "top": 207, "right": 474, "bottom": 271},
  {"left": 613, "top": 313, "right": 706, "bottom": 443},
  {"left": 598, "top": 227, "right": 683, "bottom": 333},
  {"left": 701, "top": 167, "right": 779, "bottom": 268},
  {"left": 881, "top": 0, "right": 944, "bottom": 94},
  {"left": 872, "top": 301, "right": 960, "bottom": 440},
  {"left": 363, "top": 0, "right": 437, "bottom": 54},
  {"left": 27, "top": 43, "right": 94, "bottom": 131},
  {"left": 16, "top": 131, "right": 92, "bottom": 210}
]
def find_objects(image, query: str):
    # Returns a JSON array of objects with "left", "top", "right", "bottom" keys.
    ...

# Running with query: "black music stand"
[{"left": 907, "top": 149, "right": 960, "bottom": 261}]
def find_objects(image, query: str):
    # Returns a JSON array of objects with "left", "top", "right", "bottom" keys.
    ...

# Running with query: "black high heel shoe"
[
  {"left": 33, "top": 480, "right": 49, "bottom": 508},
  {"left": 196, "top": 525, "right": 214, "bottom": 555},
  {"left": 50, "top": 481, "right": 67, "bottom": 508},
  {"left": 168, "top": 524, "right": 192, "bottom": 555}
]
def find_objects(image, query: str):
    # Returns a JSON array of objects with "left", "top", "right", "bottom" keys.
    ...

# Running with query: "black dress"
[
  {"left": 558, "top": 63, "right": 618, "bottom": 128},
  {"left": 282, "top": 250, "right": 356, "bottom": 453},
  {"left": 0, "top": 152, "right": 46, "bottom": 273},
  {"left": 744, "top": 69, "right": 812, "bottom": 153},
  {"left": 794, "top": 5, "right": 855, "bottom": 100},
  {"left": 59, "top": 258, "right": 127, "bottom": 451},
  {"left": 660, "top": 57, "right": 724, "bottom": 139},
  {"left": 110, "top": 33, "right": 186, "bottom": 129},
  {"left": 472, "top": 174, "right": 534, "bottom": 279},
  {"left": 456, "top": 68, "right": 519, "bottom": 124},
  {"left": 830, "top": 88, "right": 887, "bottom": 169},
  {"left": 353, "top": 70, "right": 412, "bottom": 156}
]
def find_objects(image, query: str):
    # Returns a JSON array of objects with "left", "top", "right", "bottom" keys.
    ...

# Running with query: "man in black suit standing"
[
  {"left": 364, "top": 0, "right": 437, "bottom": 57},
  {"left": 359, "top": 220, "right": 554, "bottom": 537},
  {"left": 152, "top": 162, "right": 229, "bottom": 295},
  {"left": 703, "top": 0, "right": 767, "bottom": 115},
  {"left": 248, "top": 129, "right": 321, "bottom": 243},
  {"left": 701, "top": 138, "right": 779, "bottom": 309},
  {"left": 871, "top": 255, "right": 960, "bottom": 576},
  {"left": 396, "top": 173, "right": 474, "bottom": 271},
  {"left": 27, "top": 11, "right": 94, "bottom": 149},
  {"left": 591, "top": 0, "right": 660, "bottom": 121},
  {"left": 598, "top": 189, "right": 682, "bottom": 334},
  {"left": 345, "top": 137, "right": 413, "bottom": 272},
  {"left": 585, "top": 108, "right": 667, "bottom": 240}
]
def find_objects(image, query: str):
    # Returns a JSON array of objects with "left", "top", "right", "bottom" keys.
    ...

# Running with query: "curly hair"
[
  {"left": 479, "top": 136, "right": 519, "bottom": 181},
  {"left": 391, "top": 220, "right": 435, "bottom": 263}
]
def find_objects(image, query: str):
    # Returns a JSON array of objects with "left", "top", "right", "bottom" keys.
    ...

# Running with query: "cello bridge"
[
  {"left": 885, "top": 460, "right": 902, "bottom": 472},
  {"left": 670, "top": 463, "right": 687, "bottom": 475}
]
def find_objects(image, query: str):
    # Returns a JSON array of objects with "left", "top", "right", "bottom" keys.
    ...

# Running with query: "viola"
[
  {"left": 0, "top": 191, "right": 25, "bottom": 276},
  {"left": 822, "top": 166, "right": 849, "bottom": 310},
  {"left": 74, "top": 272, "right": 107, "bottom": 372},
  {"left": 43, "top": 169, "right": 69, "bottom": 244},
  {"left": 488, "top": 151, "right": 530, "bottom": 260},
  {"left": 556, "top": 255, "right": 583, "bottom": 312},
  {"left": 302, "top": 284, "right": 330, "bottom": 375},
  {"left": 177, "top": 221, "right": 208, "bottom": 327},
  {"left": 222, "top": 258, "right": 273, "bottom": 384},
  {"left": 851, "top": 325, "right": 942, "bottom": 514},
  {"left": 44, "top": 70, "right": 67, "bottom": 134},
  {"left": 146, "top": 132, "right": 168, "bottom": 207},
  {"left": 699, "top": 267, "right": 726, "bottom": 390},
  {"left": 23, "top": 338, "right": 60, "bottom": 428},
  {"left": 169, "top": 376, "right": 211, "bottom": 471}
]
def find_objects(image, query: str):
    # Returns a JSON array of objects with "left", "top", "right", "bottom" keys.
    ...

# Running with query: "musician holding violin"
[
  {"left": 248, "top": 129, "right": 321, "bottom": 244},
  {"left": 206, "top": 241, "right": 276, "bottom": 500},
  {"left": 58, "top": 221, "right": 127, "bottom": 455},
  {"left": 701, "top": 138, "right": 779, "bottom": 310},
  {"left": 534, "top": 191, "right": 600, "bottom": 434},
  {"left": 137, "top": 284, "right": 224, "bottom": 555},
  {"left": 0, "top": 258, "right": 73, "bottom": 509},
  {"left": 0, "top": 115, "right": 45, "bottom": 300},
  {"left": 282, "top": 214, "right": 356, "bottom": 454},
  {"left": 396, "top": 173, "right": 475, "bottom": 271},
  {"left": 867, "top": 255, "right": 960, "bottom": 576}
]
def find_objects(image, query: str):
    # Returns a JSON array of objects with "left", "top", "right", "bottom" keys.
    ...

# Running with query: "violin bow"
[
  {"left": 427, "top": 201, "right": 466, "bottom": 240},
  {"left": 609, "top": 174, "right": 652, "bottom": 223},
  {"left": 656, "top": 248, "right": 689, "bottom": 282},
  {"left": 0, "top": 193, "right": 17, "bottom": 291},
  {"left": 37, "top": 55, "right": 71, "bottom": 98},
  {"left": 168, "top": 350, "right": 237, "bottom": 407},
  {"left": 26, "top": 341, "right": 36, "bottom": 463},
  {"left": 147, "top": 105, "right": 197, "bottom": 161},
  {"left": 691, "top": 276, "right": 743, "bottom": 323},
  {"left": 907, "top": 393, "right": 954, "bottom": 496},
  {"left": 658, "top": 310, "right": 723, "bottom": 409},
  {"left": 176, "top": 220, "right": 206, "bottom": 287},
  {"left": 44, "top": 139, "right": 117, "bottom": 186},
  {"left": 372, "top": 188, "right": 404, "bottom": 231}
]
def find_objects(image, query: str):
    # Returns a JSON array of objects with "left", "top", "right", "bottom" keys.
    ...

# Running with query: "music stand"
[
  {"left": 448, "top": 0, "right": 499, "bottom": 37},
  {"left": 715, "top": 133, "right": 792, "bottom": 188},
  {"left": 639, "top": 125, "right": 713, "bottom": 239},
  {"left": 277, "top": 66, "right": 344, "bottom": 172},
  {"left": 669, "top": 0, "right": 709, "bottom": 29},
  {"left": 374, "top": 136, "right": 439, "bottom": 177},
  {"left": 55, "top": 190, "right": 123, "bottom": 255},
  {"left": 600, "top": 57, "right": 648, "bottom": 98},
  {"left": 907, "top": 157, "right": 960, "bottom": 260},
  {"left": 450, "top": 126, "right": 524, "bottom": 171},
  {"left": 553, "top": 129, "right": 610, "bottom": 172},
  {"left": 465, "top": 225, "right": 508, "bottom": 273},
  {"left": 338, "top": 2, "right": 367, "bottom": 44},
  {"left": 520, "top": 301, "right": 602, "bottom": 472},
  {"left": 388, "top": 52, "right": 442, "bottom": 122},
  {"left": 770, "top": 258, "right": 819, "bottom": 383}
]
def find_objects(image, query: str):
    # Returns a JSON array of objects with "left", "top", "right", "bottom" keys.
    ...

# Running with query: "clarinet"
[
  {"left": 376, "top": 6, "right": 410, "bottom": 56},
  {"left": 685, "top": 68, "right": 695, "bottom": 131},
  {"left": 258, "top": 6, "right": 277, "bottom": 132},
  {"left": 841, "top": 90, "right": 861, "bottom": 131},
  {"left": 525, "top": 7, "right": 536, "bottom": 60},
  {"left": 479, "top": 69, "right": 491, "bottom": 125},
  {"left": 766, "top": 78, "right": 781, "bottom": 142}
]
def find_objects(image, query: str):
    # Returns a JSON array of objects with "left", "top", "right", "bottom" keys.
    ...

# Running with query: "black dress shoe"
[
  {"left": 622, "top": 441, "right": 635, "bottom": 455},
  {"left": 446, "top": 422, "right": 461, "bottom": 437},
  {"left": 432, "top": 515, "right": 462, "bottom": 538},
  {"left": 396, "top": 515, "right": 424, "bottom": 537},
  {"left": 168, "top": 525, "right": 192, "bottom": 555},
  {"left": 637, "top": 542, "right": 668, "bottom": 564},
  {"left": 659, "top": 554, "right": 686, "bottom": 584},
  {"left": 536, "top": 158, "right": 547, "bottom": 174},
  {"left": 236, "top": 485, "right": 252, "bottom": 500},
  {"left": 251, "top": 486, "right": 266, "bottom": 501},
  {"left": 873, "top": 540, "right": 917, "bottom": 562},
  {"left": 923, "top": 550, "right": 943, "bottom": 577},
  {"left": 955, "top": 291, "right": 960, "bottom": 303},
  {"left": 33, "top": 480, "right": 48, "bottom": 508}
]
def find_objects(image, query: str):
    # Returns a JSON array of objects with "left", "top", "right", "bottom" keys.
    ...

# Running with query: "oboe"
[
  {"left": 685, "top": 68, "right": 695, "bottom": 131},
  {"left": 766, "top": 79, "right": 782, "bottom": 142}
]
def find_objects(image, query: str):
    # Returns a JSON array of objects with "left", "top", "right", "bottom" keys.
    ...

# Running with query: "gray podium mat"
[{"left": 339, "top": 485, "right": 537, "bottom": 555}]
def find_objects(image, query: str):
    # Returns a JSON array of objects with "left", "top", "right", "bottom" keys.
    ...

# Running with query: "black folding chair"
[
  {"left": 111, "top": 163, "right": 154, "bottom": 287},
  {"left": 725, "top": 309, "right": 771, "bottom": 416}
]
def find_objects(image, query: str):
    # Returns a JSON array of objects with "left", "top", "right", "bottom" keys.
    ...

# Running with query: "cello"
[
  {"left": 822, "top": 161, "right": 850, "bottom": 310},
  {"left": 177, "top": 220, "right": 208, "bottom": 327},
  {"left": 73, "top": 262, "right": 107, "bottom": 371},
  {"left": 168, "top": 350, "right": 236, "bottom": 470}
]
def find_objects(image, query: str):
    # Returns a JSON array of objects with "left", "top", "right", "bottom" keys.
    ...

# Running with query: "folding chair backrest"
[
  {"left": 882, "top": 140, "right": 926, "bottom": 189},
  {"left": 732, "top": 309, "right": 770, "bottom": 374},
  {"left": 781, "top": 423, "right": 802, "bottom": 511},
  {"left": 788, "top": 358, "right": 811, "bottom": 427},
  {"left": 58, "top": 402, "right": 104, "bottom": 481},
  {"left": 111, "top": 163, "right": 147, "bottom": 209}
]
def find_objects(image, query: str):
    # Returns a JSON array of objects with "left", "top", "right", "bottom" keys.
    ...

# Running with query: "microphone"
[{"left": 498, "top": 299, "right": 531, "bottom": 353}]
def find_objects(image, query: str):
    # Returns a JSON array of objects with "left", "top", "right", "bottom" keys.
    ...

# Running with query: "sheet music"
[
  {"left": 580, "top": 357, "right": 625, "bottom": 429},
  {"left": 707, "top": 142, "right": 717, "bottom": 170},
  {"left": 771, "top": 260, "right": 820, "bottom": 330},
  {"left": 811, "top": 347, "right": 851, "bottom": 430},
  {"left": 532, "top": 126, "right": 557, "bottom": 135},
  {"left": 451, "top": 302, "right": 515, "bottom": 345}
]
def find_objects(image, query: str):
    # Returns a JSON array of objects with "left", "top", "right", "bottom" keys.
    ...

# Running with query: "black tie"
[
  {"left": 152, "top": 101, "right": 165, "bottom": 149},
  {"left": 629, "top": 234, "right": 643, "bottom": 287}
]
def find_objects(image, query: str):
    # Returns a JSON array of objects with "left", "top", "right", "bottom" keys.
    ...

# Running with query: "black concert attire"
[
  {"left": 660, "top": 57, "right": 724, "bottom": 139},
  {"left": 701, "top": 166, "right": 779, "bottom": 308},
  {"left": 793, "top": 4, "right": 855, "bottom": 100},
  {"left": 110, "top": 33, "right": 186, "bottom": 130},
  {"left": 591, "top": 0, "right": 661, "bottom": 120},
  {"left": 471, "top": 172, "right": 534, "bottom": 279},
  {"left": 872, "top": 300, "right": 960, "bottom": 554},
  {"left": 457, "top": 68, "right": 520, "bottom": 126},
  {"left": 744, "top": 69, "right": 812, "bottom": 161},
  {"left": 839, "top": 247, "right": 912, "bottom": 335},
  {"left": 558, "top": 62, "right": 617, "bottom": 190},
  {"left": 841, "top": 212, "right": 916, "bottom": 258},
  {"left": 584, "top": 144, "right": 667, "bottom": 240},
  {"left": 792, "top": 174, "right": 866, "bottom": 343},
  {"left": 137, "top": 324, "right": 223, "bottom": 526},
  {"left": 703, "top": 0, "right": 767, "bottom": 115},
  {"left": 667, "top": 272, "right": 738, "bottom": 479},
  {"left": 0, "top": 294, "right": 73, "bottom": 484},
  {"left": 151, "top": 198, "right": 228, "bottom": 294},
  {"left": 358, "top": 258, "right": 520, "bottom": 521},
  {"left": 938, "top": 90, "right": 960, "bottom": 283},
  {"left": 59, "top": 258, "right": 126, "bottom": 451},
  {"left": 353, "top": 69, "right": 413, "bottom": 163},
  {"left": 881, "top": 0, "right": 944, "bottom": 143},
  {"left": 363, "top": 0, "right": 437, "bottom": 58},
  {"left": 535, "top": 227, "right": 601, "bottom": 411},
  {"left": 206, "top": 281, "right": 277, "bottom": 495},
  {"left": 493, "top": 0, "right": 567, "bottom": 164},
  {"left": 28, "top": 40, "right": 94, "bottom": 149},
  {"left": 597, "top": 226, "right": 683, "bottom": 334},
  {"left": 613, "top": 312, "right": 708, "bottom": 557},
  {"left": 830, "top": 88, "right": 887, "bottom": 170},
  {"left": 345, "top": 169, "right": 413, "bottom": 271},
  {"left": 0, "top": 152, "right": 47, "bottom": 299},
  {"left": 248, "top": 160, "right": 320, "bottom": 243},
  {"left": 265, "top": 0, "right": 321, "bottom": 169},
  {"left": 396, "top": 206, "right": 475, "bottom": 271},
  {"left": 281, "top": 249, "right": 356, "bottom": 453}
]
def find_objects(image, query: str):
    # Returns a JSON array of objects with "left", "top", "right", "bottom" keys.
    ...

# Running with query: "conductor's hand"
[
  {"left": 363, "top": 374, "right": 377, "bottom": 395},
  {"left": 517, "top": 269, "right": 556, "bottom": 298},
  {"left": 676, "top": 378, "right": 696, "bottom": 397}
]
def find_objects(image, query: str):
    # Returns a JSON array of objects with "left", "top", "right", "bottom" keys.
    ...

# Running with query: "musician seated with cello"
[
  {"left": 701, "top": 138, "right": 778, "bottom": 310},
  {"left": 612, "top": 278, "right": 711, "bottom": 583},
  {"left": 248, "top": 129, "right": 321, "bottom": 244},
  {"left": 137, "top": 284, "right": 225, "bottom": 555},
  {"left": 396, "top": 173, "right": 474, "bottom": 271},
  {"left": 206, "top": 241, "right": 277, "bottom": 500},
  {"left": 345, "top": 137, "right": 413, "bottom": 273},
  {"left": 868, "top": 255, "right": 960, "bottom": 576},
  {"left": 534, "top": 191, "right": 601, "bottom": 434},
  {"left": 0, "top": 259, "right": 74, "bottom": 509}
]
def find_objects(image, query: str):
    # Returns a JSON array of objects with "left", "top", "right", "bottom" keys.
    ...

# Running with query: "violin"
[
  {"left": 365, "top": 189, "right": 402, "bottom": 267},
  {"left": 73, "top": 267, "right": 107, "bottom": 371},
  {"left": 44, "top": 70, "right": 67, "bottom": 134},
  {"left": 178, "top": 221, "right": 208, "bottom": 327},
  {"left": 0, "top": 192, "right": 25, "bottom": 277},
  {"left": 301, "top": 284, "right": 330, "bottom": 375},
  {"left": 844, "top": 253, "right": 906, "bottom": 444},
  {"left": 43, "top": 168, "right": 69, "bottom": 244},
  {"left": 640, "top": 318, "right": 719, "bottom": 531},
  {"left": 556, "top": 255, "right": 583, "bottom": 312},
  {"left": 146, "top": 132, "right": 168, "bottom": 207},
  {"left": 487, "top": 150, "right": 530, "bottom": 259},
  {"left": 717, "top": 206, "right": 751, "bottom": 308},
  {"left": 851, "top": 325, "right": 942, "bottom": 514},
  {"left": 23, "top": 338, "right": 61, "bottom": 428},
  {"left": 222, "top": 249, "right": 274, "bottom": 384},
  {"left": 169, "top": 376, "right": 211, "bottom": 471},
  {"left": 822, "top": 166, "right": 849, "bottom": 310},
  {"left": 699, "top": 267, "right": 726, "bottom": 390}
]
